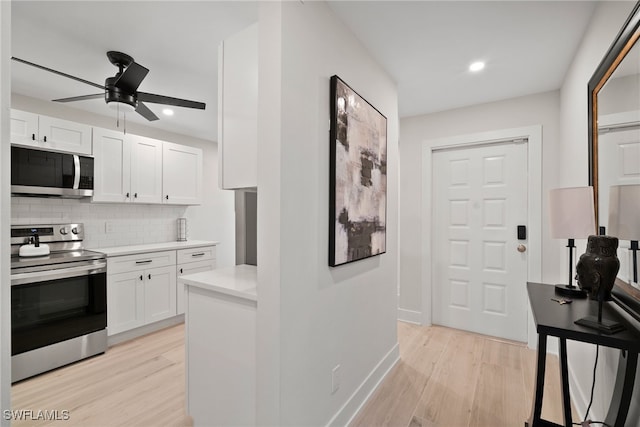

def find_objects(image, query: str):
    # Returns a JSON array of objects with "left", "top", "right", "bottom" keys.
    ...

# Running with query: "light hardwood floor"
[
  {"left": 12, "top": 322, "right": 573, "bottom": 427},
  {"left": 351, "top": 322, "right": 575, "bottom": 427}
]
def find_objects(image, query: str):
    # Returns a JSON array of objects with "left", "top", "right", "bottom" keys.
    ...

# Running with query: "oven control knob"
[
  {"left": 71, "top": 227, "right": 79, "bottom": 235},
  {"left": 60, "top": 227, "right": 69, "bottom": 235}
]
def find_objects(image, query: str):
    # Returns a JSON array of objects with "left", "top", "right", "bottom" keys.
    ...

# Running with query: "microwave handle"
[{"left": 73, "top": 155, "right": 80, "bottom": 190}]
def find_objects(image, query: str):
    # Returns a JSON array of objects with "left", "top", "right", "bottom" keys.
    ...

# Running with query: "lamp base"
[
  {"left": 554, "top": 284, "right": 587, "bottom": 298},
  {"left": 575, "top": 315, "right": 625, "bottom": 335}
]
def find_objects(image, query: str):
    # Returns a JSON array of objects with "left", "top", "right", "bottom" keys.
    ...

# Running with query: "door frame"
[{"left": 421, "top": 125, "right": 542, "bottom": 347}]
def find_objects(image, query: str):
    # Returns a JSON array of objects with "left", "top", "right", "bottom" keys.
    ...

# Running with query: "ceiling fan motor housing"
[{"left": 105, "top": 76, "right": 137, "bottom": 111}]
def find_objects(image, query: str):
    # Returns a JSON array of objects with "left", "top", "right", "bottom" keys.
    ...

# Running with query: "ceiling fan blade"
[
  {"left": 12, "top": 57, "right": 105, "bottom": 90},
  {"left": 53, "top": 93, "right": 104, "bottom": 103},
  {"left": 135, "top": 101, "right": 159, "bottom": 121},
  {"left": 114, "top": 62, "right": 149, "bottom": 93},
  {"left": 138, "top": 92, "right": 205, "bottom": 110}
]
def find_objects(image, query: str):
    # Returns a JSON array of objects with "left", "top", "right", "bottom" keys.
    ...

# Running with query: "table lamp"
[
  {"left": 608, "top": 184, "right": 640, "bottom": 284},
  {"left": 549, "top": 187, "right": 596, "bottom": 297}
]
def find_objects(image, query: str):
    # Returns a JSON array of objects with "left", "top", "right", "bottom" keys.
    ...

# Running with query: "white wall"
[
  {"left": 256, "top": 2, "right": 399, "bottom": 425},
  {"left": 0, "top": 1, "right": 11, "bottom": 424},
  {"left": 398, "top": 91, "right": 562, "bottom": 317},
  {"left": 10, "top": 94, "right": 235, "bottom": 267},
  {"left": 559, "top": 1, "right": 640, "bottom": 422}
]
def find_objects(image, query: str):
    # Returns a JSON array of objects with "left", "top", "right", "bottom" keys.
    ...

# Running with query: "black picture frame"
[{"left": 329, "top": 75, "right": 387, "bottom": 267}]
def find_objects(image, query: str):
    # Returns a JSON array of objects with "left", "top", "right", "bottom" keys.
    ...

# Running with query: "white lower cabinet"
[
  {"left": 177, "top": 246, "right": 217, "bottom": 314},
  {"left": 108, "top": 271, "right": 145, "bottom": 334},
  {"left": 107, "top": 245, "right": 216, "bottom": 335},
  {"left": 107, "top": 251, "right": 177, "bottom": 336}
]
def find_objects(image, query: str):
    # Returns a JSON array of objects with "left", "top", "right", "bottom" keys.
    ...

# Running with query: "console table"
[{"left": 526, "top": 282, "right": 640, "bottom": 427}]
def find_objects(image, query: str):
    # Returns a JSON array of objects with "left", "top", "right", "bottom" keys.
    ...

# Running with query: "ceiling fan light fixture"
[
  {"left": 162, "top": 108, "right": 174, "bottom": 116},
  {"left": 107, "top": 100, "right": 136, "bottom": 114}
]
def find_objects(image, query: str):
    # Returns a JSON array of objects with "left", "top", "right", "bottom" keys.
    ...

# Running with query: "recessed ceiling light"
[
  {"left": 469, "top": 61, "right": 485, "bottom": 72},
  {"left": 162, "top": 108, "right": 174, "bottom": 116}
]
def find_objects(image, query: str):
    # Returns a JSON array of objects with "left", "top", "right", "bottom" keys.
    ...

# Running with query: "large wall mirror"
[{"left": 589, "top": 1, "right": 640, "bottom": 322}]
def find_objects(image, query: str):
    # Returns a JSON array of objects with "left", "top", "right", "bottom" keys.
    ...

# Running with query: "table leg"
[
  {"left": 526, "top": 333, "right": 547, "bottom": 427},
  {"left": 604, "top": 350, "right": 638, "bottom": 427},
  {"left": 558, "top": 338, "right": 572, "bottom": 427}
]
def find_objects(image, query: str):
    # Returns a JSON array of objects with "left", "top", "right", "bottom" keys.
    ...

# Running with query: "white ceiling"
[{"left": 11, "top": 1, "right": 598, "bottom": 142}]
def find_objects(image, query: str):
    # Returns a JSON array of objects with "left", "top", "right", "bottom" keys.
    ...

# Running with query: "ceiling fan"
[{"left": 11, "top": 51, "right": 206, "bottom": 121}]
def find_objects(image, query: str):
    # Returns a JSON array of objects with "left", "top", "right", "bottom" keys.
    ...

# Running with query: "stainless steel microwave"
[{"left": 11, "top": 146, "right": 94, "bottom": 198}]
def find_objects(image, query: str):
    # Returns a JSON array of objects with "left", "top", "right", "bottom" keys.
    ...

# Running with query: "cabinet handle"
[
  {"left": 148, "top": 274, "right": 151, "bottom": 280},
  {"left": 191, "top": 253, "right": 205, "bottom": 257},
  {"left": 43, "top": 136, "right": 47, "bottom": 142},
  {"left": 126, "top": 192, "right": 130, "bottom": 198},
  {"left": 135, "top": 260, "right": 152, "bottom": 264},
  {"left": 165, "top": 195, "right": 169, "bottom": 200},
  {"left": 134, "top": 193, "right": 138, "bottom": 198},
  {"left": 139, "top": 275, "right": 143, "bottom": 281},
  {"left": 180, "top": 268, "right": 183, "bottom": 274},
  {"left": 31, "top": 133, "right": 35, "bottom": 141}
]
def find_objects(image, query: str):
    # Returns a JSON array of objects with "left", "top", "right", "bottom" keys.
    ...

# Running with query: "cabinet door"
[
  {"left": 177, "top": 259, "right": 216, "bottom": 314},
  {"left": 145, "top": 265, "right": 177, "bottom": 324},
  {"left": 93, "top": 127, "right": 132, "bottom": 203},
  {"left": 10, "top": 110, "right": 39, "bottom": 147},
  {"left": 108, "top": 271, "right": 145, "bottom": 335},
  {"left": 130, "top": 135, "right": 163, "bottom": 204},
  {"left": 218, "top": 23, "right": 258, "bottom": 189},
  {"left": 38, "top": 115, "right": 92, "bottom": 155},
  {"left": 162, "top": 142, "right": 202, "bottom": 205}
]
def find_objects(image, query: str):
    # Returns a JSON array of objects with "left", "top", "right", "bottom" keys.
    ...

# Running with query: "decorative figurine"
[{"left": 575, "top": 235, "right": 620, "bottom": 301}]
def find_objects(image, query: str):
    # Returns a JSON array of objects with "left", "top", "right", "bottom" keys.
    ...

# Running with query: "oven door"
[{"left": 11, "top": 260, "right": 107, "bottom": 356}]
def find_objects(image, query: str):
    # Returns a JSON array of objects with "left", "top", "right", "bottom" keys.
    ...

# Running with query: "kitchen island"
[{"left": 179, "top": 264, "right": 257, "bottom": 427}]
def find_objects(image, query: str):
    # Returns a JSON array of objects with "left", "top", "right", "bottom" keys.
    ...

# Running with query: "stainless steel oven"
[{"left": 10, "top": 224, "right": 107, "bottom": 382}]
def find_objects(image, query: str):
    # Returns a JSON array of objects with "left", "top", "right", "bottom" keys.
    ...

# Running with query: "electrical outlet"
[
  {"left": 105, "top": 221, "right": 114, "bottom": 233},
  {"left": 331, "top": 365, "right": 341, "bottom": 394}
]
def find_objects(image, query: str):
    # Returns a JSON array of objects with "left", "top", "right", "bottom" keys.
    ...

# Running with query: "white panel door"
[
  {"left": 432, "top": 141, "right": 528, "bottom": 342},
  {"left": 10, "top": 109, "right": 39, "bottom": 147},
  {"left": 38, "top": 115, "right": 92, "bottom": 154},
  {"left": 130, "top": 135, "right": 163, "bottom": 204},
  {"left": 107, "top": 271, "right": 145, "bottom": 335},
  {"left": 93, "top": 127, "right": 131, "bottom": 203},
  {"left": 599, "top": 127, "right": 640, "bottom": 283},
  {"left": 145, "top": 265, "right": 177, "bottom": 324},
  {"left": 162, "top": 141, "right": 202, "bottom": 205}
]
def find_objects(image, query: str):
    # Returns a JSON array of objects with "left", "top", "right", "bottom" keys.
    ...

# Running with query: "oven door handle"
[{"left": 11, "top": 261, "right": 107, "bottom": 286}]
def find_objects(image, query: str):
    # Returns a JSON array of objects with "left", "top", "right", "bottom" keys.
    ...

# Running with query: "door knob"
[{"left": 517, "top": 244, "right": 527, "bottom": 253}]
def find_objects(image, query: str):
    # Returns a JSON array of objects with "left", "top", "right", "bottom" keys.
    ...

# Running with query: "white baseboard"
[
  {"left": 326, "top": 342, "right": 400, "bottom": 427},
  {"left": 398, "top": 308, "right": 422, "bottom": 325}
]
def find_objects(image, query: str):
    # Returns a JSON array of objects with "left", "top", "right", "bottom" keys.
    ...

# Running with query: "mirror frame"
[{"left": 588, "top": 1, "right": 640, "bottom": 322}]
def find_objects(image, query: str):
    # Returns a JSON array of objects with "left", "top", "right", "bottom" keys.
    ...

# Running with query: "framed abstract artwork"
[{"left": 329, "top": 75, "right": 387, "bottom": 267}]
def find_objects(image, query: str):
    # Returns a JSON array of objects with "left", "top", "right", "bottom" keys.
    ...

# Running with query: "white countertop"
[
  {"left": 93, "top": 240, "right": 219, "bottom": 257},
  {"left": 180, "top": 264, "right": 257, "bottom": 302}
]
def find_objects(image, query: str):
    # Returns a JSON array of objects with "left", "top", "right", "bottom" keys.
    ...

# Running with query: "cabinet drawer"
[
  {"left": 177, "top": 246, "right": 216, "bottom": 264},
  {"left": 108, "top": 251, "right": 176, "bottom": 274}
]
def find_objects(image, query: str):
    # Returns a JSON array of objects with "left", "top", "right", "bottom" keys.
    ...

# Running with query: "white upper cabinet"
[
  {"left": 130, "top": 134, "right": 164, "bottom": 204},
  {"left": 10, "top": 110, "right": 38, "bottom": 146},
  {"left": 162, "top": 141, "right": 202, "bottom": 205},
  {"left": 10, "top": 110, "right": 92, "bottom": 155},
  {"left": 218, "top": 23, "right": 258, "bottom": 190},
  {"left": 93, "top": 130, "right": 202, "bottom": 206},
  {"left": 93, "top": 127, "right": 131, "bottom": 203}
]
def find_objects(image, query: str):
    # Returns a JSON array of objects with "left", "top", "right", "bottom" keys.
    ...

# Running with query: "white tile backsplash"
[{"left": 11, "top": 197, "right": 187, "bottom": 249}]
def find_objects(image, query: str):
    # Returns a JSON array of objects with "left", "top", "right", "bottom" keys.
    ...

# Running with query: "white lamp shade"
[
  {"left": 608, "top": 185, "right": 640, "bottom": 240},
  {"left": 549, "top": 186, "right": 596, "bottom": 239}
]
